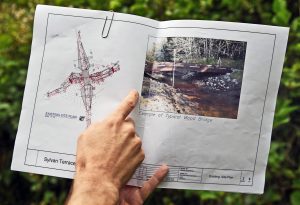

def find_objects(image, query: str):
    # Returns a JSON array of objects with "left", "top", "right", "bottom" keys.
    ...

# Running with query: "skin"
[{"left": 66, "top": 90, "right": 169, "bottom": 205}]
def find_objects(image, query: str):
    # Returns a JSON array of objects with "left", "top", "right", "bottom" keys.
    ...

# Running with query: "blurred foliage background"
[{"left": 0, "top": 0, "right": 299, "bottom": 204}]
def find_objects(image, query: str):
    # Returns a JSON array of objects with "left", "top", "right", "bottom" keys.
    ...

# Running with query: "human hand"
[
  {"left": 119, "top": 165, "right": 169, "bottom": 205},
  {"left": 66, "top": 90, "right": 144, "bottom": 205}
]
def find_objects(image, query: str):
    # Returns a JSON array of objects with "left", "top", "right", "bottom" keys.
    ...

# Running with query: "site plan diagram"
[
  {"left": 11, "top": 5, "right": 289, "bottom": 194},
  {"left": 46, "top": 31, "right": 120, "bottom": 127}
]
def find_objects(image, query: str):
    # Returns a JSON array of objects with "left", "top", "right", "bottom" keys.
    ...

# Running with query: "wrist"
[{"left": 67, "top": 171, "right": 120, "bottom": 205}]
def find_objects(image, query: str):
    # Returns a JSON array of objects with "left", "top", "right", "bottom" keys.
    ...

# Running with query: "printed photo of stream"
[{"left": 140, "top": 36, "right": 247, "bottom": 119}]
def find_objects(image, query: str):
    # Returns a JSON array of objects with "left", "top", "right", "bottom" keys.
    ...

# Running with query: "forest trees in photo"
[{"left": 146, "top": 37, "right": 247, "bottom": 69}]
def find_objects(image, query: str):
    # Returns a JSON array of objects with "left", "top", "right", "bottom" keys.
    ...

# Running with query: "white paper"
[{"left": 11, "top": 5, "right": 289, "bottom": 194}]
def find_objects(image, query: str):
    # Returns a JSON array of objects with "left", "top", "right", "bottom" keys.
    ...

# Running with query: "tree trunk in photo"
[{"left": 172, "top": 49, "right": 176, "bottom": 87}]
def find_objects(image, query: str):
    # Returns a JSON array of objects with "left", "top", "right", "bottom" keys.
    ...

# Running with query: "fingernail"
[
  {"left": 161, "top": 164, "right": 169, "bottom": 172},
  {"left": 129, "top": 90, "right": 139, "bottom": 101},
  {"left": 130, "top": 89, "right": 138, "bottom": 96}
]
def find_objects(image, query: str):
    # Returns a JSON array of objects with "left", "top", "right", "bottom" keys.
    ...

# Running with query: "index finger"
[{"left": 113, "top": 90, "right": 139, "bottom": 120}]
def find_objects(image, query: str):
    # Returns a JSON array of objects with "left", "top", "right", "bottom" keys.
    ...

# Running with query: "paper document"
[{"left": 11, "top": 5, "right": 289, "bottom": 194}]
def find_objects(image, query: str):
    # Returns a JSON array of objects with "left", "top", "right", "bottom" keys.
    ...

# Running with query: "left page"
[{"left": 11, "top": 5, "right": 158, "bottom": 178}]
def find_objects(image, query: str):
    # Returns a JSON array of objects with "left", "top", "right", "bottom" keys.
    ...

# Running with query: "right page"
[{"left": 130, "top": 20, "right": 289, "bottom": 194}]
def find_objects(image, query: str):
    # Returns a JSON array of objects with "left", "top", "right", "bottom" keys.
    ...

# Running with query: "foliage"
[{"left": 0, "top": 0, "right": 299, "bottom": 204}]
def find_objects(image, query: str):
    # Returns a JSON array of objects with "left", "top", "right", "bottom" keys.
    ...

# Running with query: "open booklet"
[{"left": 11, "top": 5, "right": 289, "bottom": 194}]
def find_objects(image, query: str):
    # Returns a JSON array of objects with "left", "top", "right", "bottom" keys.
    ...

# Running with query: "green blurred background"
[{"left": 0, "top": 0, "right": 299, "bottom": 204}]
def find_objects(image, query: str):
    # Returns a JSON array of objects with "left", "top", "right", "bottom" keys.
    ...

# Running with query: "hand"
[
  {"left": 66, "top": 90, "right": 145, "bottom": 205},
  {"left": 119, "top": 165, "right": 169, "bottom": 205}
]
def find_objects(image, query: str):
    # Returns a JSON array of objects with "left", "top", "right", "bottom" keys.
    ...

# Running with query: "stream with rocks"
[{"left": 140, "top": 69, "right": 243, "bottom": 119}]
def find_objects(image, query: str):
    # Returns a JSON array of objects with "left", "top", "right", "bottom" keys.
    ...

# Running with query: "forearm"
[
  {"left": 67, "top": 189, "right": 119, "bottom": 205},
  {"left": 66, "top": 172, "right": 120, "bottom": 205}
]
